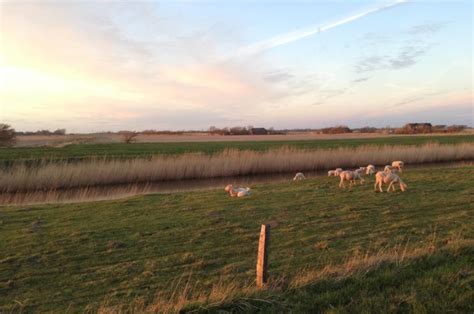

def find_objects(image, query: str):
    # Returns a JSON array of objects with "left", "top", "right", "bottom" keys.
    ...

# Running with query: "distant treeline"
[
  {"left": 208, "top": 126, "right": 280, "bottom": 135},
  {"left": 15, "top": 129, "right": 67, "bottom": 135},
  {"left": 12, "top": 124, "right": 468, "bottom": 137}
]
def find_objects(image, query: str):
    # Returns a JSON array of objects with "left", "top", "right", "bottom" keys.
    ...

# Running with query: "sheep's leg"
[
  {"left": 387, "top": 181, "right": 394, "bottom": 192},
  {"left": 339, "top": 178, "right": 344, "bottom": 189},
  {"left": 374, "top": 181, "right": 378, "bottom": 192}
]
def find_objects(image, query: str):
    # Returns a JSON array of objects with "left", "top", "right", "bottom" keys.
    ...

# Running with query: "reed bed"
[{"left": 2, "top": 143, "right": 473, "bottom": 192}]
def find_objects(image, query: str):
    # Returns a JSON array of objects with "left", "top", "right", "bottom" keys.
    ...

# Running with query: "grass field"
[
  {"left": 1, "top": 165, "right": 473, "bottom": 312},
  {"left": 2, "top": 134, "right": 473, "bottom": 163}
]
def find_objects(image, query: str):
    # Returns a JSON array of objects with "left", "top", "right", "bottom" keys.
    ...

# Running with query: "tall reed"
[{"left": 2, "top": 143, "right": 473, "bottom": 192}]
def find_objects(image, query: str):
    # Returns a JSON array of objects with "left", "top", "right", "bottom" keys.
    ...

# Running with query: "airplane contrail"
[{"left": 230, "top": 0, "right": 408, "bottom": 59}]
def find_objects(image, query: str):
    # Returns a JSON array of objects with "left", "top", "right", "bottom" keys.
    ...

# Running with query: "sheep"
[
  {"left": 366, "top": 164, "right": 375, "bottom": 175},
  {"left": 328, "top": 168, "right": 343, "bottom": 177},
  {"left": 339, "top": 170, "right": 365, "bottom": 188},
  {"left": 225, "top": 184, "right": 251, "bottom": 197},
  {"left": 293, "top": 172, "right": 306, "bottom": 181},
  {"left": 374, "top": 171, "right": 407, "bottom": 192},
  {"left": 392, "top": 160, "right": 404, "bottom": 172},
  {"left": 355, "top": 167, "right": 367, "bottom": 176},
  {"left": 384, "top": 165, "right": 399, "bottom": 174}
]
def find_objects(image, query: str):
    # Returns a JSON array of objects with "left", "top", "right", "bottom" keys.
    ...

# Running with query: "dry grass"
[
  {"left": 0, "top": 184, "right": 159, "bottom": 205},
  {"left": 2, "top": 143, "right": 473, "bottom": 192},
  {"left": 96, "top": 237, "right": 474, "bottom": 313}
]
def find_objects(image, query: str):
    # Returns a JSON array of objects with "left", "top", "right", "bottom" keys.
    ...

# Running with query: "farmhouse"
[
  {"left": 251, "top": 127, "right": 268, "bottom": 135},
  {"left": 404, "top": 123, "right": 432, "bottom": 133}
]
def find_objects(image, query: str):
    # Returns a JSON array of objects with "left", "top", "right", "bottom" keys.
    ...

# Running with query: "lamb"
[
  {"left": 339, "top": 170, "right": 365, "bottom": 188},
  {"left": 374, "top": 171, "right": 407, "bottom": 192},
  {"left": 293, "top": 172, "right": 306, "bottom": 181},
  {"left": 225, "top": 184, "right": 251, "bottom": 197},
  {"left": 328, "top": 168, "right": 343, "bottom": 177},
  {"left": 392, "top": 161, "right": 404, "bottom": 172},
  {"left": 355, "top": 167, "right": 367, "bottom": 176},
  {"left": 366, "top": 164, "right": 375, "bottom": 175},
  {"left": 384, "top": 165, "right": 399, "bottom": 174}
]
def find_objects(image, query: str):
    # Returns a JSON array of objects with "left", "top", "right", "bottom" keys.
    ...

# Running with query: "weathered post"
[{"left": 256, "top": 224, "right": 270, "bottom": 288}]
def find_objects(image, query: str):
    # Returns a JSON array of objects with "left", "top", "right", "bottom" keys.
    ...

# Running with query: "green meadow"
[
  {"left": 1, "top": 166, "right": 473, "bottom": 312},
  {"left": 2, "top": 134, "right": 473, "bottom": 164}
]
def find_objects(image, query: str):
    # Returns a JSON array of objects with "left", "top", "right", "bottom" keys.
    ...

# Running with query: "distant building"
[
  {"left": 404, "top": 123, "right": 432, "bottom": 133},
  {"left": 251, "top": 128, "right": 268, "bottom": 135}
]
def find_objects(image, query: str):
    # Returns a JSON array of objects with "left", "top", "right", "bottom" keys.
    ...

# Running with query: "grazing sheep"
[
  {"left": 328, "top": 168, "right": 343, "bottom": 177},
  {"left": 366, "top": 164, "right": 375, "bottom": 175},
  {"left": 374, "top": 171, "right": 407, "bottom": 192},
  {"left": 293, "top": 172, "right": 306, "bottom": 181},
  {"left": 225, "top": 184, "right": 251, "bottom": 197},
  {"left": 384, "top": 165, "right": 399, "bottom": 174},
  {"left": 339, "top": 170, "right": 365, "bottom": 188},
  {"left": 392, "top": 161, "right": 404, "bottom": 172}
]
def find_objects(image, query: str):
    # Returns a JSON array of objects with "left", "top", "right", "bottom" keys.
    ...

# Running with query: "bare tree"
[
  {"left": 120, "top": 131, "right": 139, "bottom": 144},
  {"left": 0, "top": 124, "right": 17, "bottom": 147}
]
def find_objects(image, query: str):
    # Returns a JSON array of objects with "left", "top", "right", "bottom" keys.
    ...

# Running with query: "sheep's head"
[{"left": 224, "top": 184, "right": 233, "bottom": 192}]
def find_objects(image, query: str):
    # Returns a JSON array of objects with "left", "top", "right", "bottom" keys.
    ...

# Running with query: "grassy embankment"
[
  {"left": 2, "top": 134, "right": 473, "bottom": 163},
  {"left": 1, "top": 166, "right": 473, "bottom": 312}
]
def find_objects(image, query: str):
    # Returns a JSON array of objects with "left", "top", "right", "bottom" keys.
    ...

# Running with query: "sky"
[{"left": 0, "top": 0, "right": 472, "bottom": 132}]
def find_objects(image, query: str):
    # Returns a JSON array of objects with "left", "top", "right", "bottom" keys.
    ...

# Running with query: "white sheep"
[
  {"left": 392, "top": 160, "right": 404, "bottom": 172},
  {"left": 355, "top": 167, "right": 367, "bottom": 176},
  {"left": 384, "top": 165, "right": 399, "bottom": 173},
  {"left": 328, "top": 168, "right": 343, "bottom": 177},
  {"left": 293, "top": 172, "right": 306, "bottom": 181},
  {"left": 225, "top": 184, "right": 251, "bottom": 197},
  {"left": 339, "top": 170, "right": 365, "bottom": 188},
  {"left": 374, "top": 171, "right": 407, "bottom": 192},
  {"left": 366, "top": 164, "right": 375, "bottom": 175}
]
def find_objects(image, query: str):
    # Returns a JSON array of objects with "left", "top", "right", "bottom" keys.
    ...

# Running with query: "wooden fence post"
[{"left": 256, "top": 224, "right": 270, "bottom": 288}]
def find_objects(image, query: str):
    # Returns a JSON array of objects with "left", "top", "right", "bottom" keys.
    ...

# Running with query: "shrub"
[
  {"left": 446, "top": 125, "right": 466, "bottom": 133},
  {"left": 0, "top": 124, "right": 16, "bottom": 147},
  {"left": 359, "top": 127, "right": 377, "bottom": 133},
  {"left": 119, "top": 131, "right": 139, "bottom": 144},
  {"left": 321, "top": 125, "right": 352, "bottom": 134}
]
